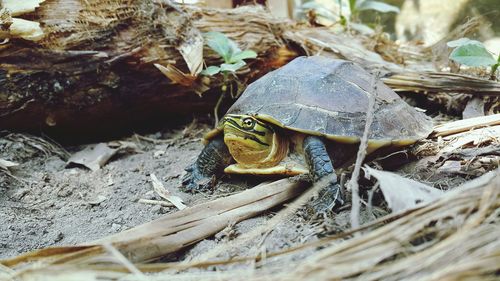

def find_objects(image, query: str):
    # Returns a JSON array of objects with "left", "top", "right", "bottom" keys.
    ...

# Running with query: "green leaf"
[
  {"left": 229, "top": 50, "right": 257, "bottom": 63},
  {"left": 349, "top": 0, "right": 358, "bottom": 13},
  {"left": 449, "top": 44, "right": 497, "bottom": 67},
  {"left": 227, "top": 39, "right": 242, "bottom": 57},
  {"left": 446, "top": 38, "right": 482, "bottom": 48},
  {"left": 204, "top": 32, "right": 231, "bottom": 62},
  {"left": 200, "top": 66, "right": 221, "bottom": 76},
  {"left": 220, "top": 61, "right": 246, "bottom": 72},
  {"left": 357, "top": 1, "right": 400, "bottom": 13}
]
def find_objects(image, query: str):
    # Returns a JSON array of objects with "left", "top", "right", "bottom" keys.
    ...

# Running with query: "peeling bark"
[
  {"left": 0, "top": 1, "right": 292, "bottom": 141},
  {"left": 1, "top": 0, "right": 498, "bottom": 142}
]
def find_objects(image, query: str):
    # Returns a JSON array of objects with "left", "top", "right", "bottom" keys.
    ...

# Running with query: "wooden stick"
[
  {"left": 431, "top": 114, "right": 500, "bottom": 137},
  {"left": 137, "top": 199, "right": 175, "bottom": 207},
  {"left": 1, "top": 178, "right": 307, "bottom": 267}
]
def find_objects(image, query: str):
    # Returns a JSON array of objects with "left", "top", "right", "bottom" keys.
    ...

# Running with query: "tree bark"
[
  {"left": 0, "top": 0, "right": 498, "bottom": 142},
  {"left": 0, "top": 1, "right": 293, "bottom": 142}
]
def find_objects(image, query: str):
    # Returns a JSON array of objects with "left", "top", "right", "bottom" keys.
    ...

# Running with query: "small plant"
[
  {"left": 297, "top": 0, "right": 399, "bottom": 31},
  {"left": 447, "top": 38, "right": 500, "bottom": 79},
  {"left": 345, "top": 0, "right": 400, "bottom": 32},
  {"left": 200, "top": 31, "right": 257, "bottom": 125},
  {"left": 348, "top": 0, "right": 400, "bottom": 16},
  {"left": 201, "top": 31, "right": 257, "bottom": 77}
]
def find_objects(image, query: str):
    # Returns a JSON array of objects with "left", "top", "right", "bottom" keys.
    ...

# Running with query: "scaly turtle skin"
[{"left": 181, "top": 56, "right": 433, "bottom": 213}]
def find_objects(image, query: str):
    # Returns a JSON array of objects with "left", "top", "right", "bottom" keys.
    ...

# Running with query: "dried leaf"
[
  {"left": 67, "top": 143, "right": 116, "bottom": 171},
  {"left": 462, "top": 97, "right": 485, "bottom": 119},
  {"left": 150, "top": 173, "right": 186, "bottom": 210},
  {"left": 178, "top": 31, "right": 203, "bottom": 76},
  {"left": 441, "top": 125, "right": 500, "bottom": 153},
  {"left": 3, "top": 0, "right": 46, "bottom": 16},
  {"left": 0, "top": 158, "right": 19, "bottom": 170},
  {"left": 153, "top": 63, "right": 197, "bottom": 86},
  {"left": 67, "top": 142, "right": 138, "bottom": 171},
  {"left": 364, "top": 167, "right": 444, "bottom": 212},
  {"left": 8, "top": 18, "right": 44, "bottom": 41}
]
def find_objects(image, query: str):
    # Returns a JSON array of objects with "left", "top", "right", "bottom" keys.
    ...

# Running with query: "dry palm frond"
[
  {"left": 1, "top": 178, "right": 308, "bottom": 269},
  {"left": 1, "top": 131, "right": 69, "bottom": 160},
  {"left": 2, "top": 169, "right": 498, "bottom": 281}
]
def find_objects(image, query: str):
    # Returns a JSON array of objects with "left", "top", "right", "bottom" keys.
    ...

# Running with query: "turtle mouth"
[
  {"left": 224, "top": 133, "right": 271, "bottom": 166},
  {"left": 223, "top": 127, "right": 270, "bottom": 147}
]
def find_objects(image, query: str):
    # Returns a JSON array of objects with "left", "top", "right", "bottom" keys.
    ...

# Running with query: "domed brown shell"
[{"left": 225, "top": 56, "right": 433, "bottom": 147}]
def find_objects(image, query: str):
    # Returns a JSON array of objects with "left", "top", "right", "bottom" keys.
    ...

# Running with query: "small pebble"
[
  {"left": 54, "top": 232, "right": 64, "bottom": 242},
  {"left": 151, "top": 205, "right": 162, "bottom": 214}
]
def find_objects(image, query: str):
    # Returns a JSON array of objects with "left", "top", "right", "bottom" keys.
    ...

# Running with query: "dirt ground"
[
  {"left": 1, "top": 123, "right": 378, "bottom": 260},
  {"left": 0, "top": 128, "right": 198, "bottom": 258},
  {"left": 2, "top": 114, "right": 491, "bottom": 262}
]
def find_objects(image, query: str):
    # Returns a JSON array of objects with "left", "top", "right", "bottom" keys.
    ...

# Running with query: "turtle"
[{"left": 181, "top": 56, "right": 433, "bottom": 212}]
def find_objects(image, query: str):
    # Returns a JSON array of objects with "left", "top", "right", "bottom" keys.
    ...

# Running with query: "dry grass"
[{"left": 2, "top": 169, "right": 498, "bottom": 281}]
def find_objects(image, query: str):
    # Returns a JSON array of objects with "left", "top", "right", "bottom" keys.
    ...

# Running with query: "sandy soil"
[
  {"left": 0, "top": 128, "right": 200, "bottom": 258},
  {"left": 2, "top": 118, "right": 481, "bottom": 261},
  {"left": 1, "top": 124, "right": 370, "bottom": 260}
]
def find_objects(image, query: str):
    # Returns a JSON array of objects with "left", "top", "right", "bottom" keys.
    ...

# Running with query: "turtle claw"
[
  {"left": 180, "top": 164, "right": 215, "bottom": 192},
  {"left": 304, "top": 183, "right": 344, "bottom": 219}
]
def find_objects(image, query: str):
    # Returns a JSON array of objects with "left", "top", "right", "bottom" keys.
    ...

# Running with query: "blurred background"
[{"left": 177, "top": 0, "right": 500, "bottom": 54}]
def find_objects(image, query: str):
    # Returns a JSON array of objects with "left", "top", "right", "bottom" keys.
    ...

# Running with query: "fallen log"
[
  {"left": 0, "top": 1, "right": 292, "bottom": 142},
  {"left": 1, "top": 1, "right": 499, "bottom": 142}
]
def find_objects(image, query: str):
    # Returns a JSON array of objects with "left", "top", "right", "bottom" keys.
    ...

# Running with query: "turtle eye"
[{"left": 242, "top": 118, "right": 255, "bottom": 129}]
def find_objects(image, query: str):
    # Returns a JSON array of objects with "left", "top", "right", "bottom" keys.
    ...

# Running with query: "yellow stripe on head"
[
  {"left": 222, "top": 114, "right": 274, "bottom": 147},
  {"left": 222, "top": 114, "right": 286, "bottom": 167}
]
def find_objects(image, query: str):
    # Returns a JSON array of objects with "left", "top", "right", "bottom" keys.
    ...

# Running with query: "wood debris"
[{"left": 149, "top": 173, "right": 186, "bottom": 210}]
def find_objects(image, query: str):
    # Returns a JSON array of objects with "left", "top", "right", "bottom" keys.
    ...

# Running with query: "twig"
[
  {"left": 138, "top": 199, "right": 175, "bottom": 207},
  {"left": 431, "top": 114, "right": 500, "bottom": 137},
  {"left": 348, "top": 71, "right": 379, "bottom": 230},
  {"left": 189, "top": 176, "right": 327, "bottom": 263},
  {"left": 213, "top": 91, "right": 226, "bottom": 127},
  {"left": 133, "top": 134, "right": 175, "bottom": 144},
  {"left": 101, "top": 242, "right": 146, "bottom": 279}
]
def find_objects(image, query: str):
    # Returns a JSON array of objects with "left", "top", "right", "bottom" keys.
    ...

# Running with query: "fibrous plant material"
[
  {"left": 1, "top": 178, "right": 308, "bottom": 267},
  {"left": 432, "top": 113, "right": 500, "bottom": 137},
  {"left": 382, "top": 71, "right": 500, "bottom": 95},
  {"left": 0, "top": 1, "right": 288, "bottom": 140},
  {"left": 1, "top": 169, "right": 497, "bottom": 281},
  {"left": 1, "top": 1, "right": 499, "bottom": 141}
]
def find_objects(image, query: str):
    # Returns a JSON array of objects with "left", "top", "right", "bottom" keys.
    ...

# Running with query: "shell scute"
[{"left": 226, "top": 56, "right": 433, "bottom": 143}]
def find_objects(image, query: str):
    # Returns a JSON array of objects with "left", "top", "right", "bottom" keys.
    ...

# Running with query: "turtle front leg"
[
  {"left": 181, "top": 136, "right": 233, "bottom": 192},
  {"left": 303, "top": 136, "right": 344, "bottom": 215}
]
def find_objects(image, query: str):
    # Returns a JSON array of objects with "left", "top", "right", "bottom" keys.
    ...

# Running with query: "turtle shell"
[{"left": 225, "top": 56, "right": 433, "bottom": 147}]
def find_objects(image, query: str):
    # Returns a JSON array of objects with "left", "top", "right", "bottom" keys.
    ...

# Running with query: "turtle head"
[{"left": 221, "top": 114, "right": 286, "bottom": 167}]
